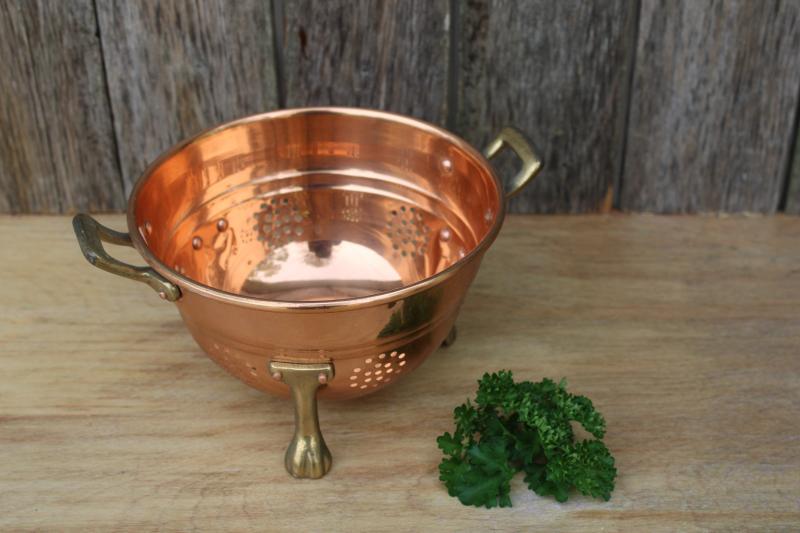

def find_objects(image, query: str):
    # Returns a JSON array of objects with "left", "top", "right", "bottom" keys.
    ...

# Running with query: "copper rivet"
[
  {"left": 318, "top": 373, "right": 328, "bottom": 385},
  {"left": 272, "top": 371, "right": 283, "bottom": 381},
  {"left": 158, "top": 291, "right": 167, "bottom": 299},
  {"left": 216, "top": 218, "right": 228, "bottom": 232},
  {"left": 192, "top": 236, "right": 203, "bottom": 249}
]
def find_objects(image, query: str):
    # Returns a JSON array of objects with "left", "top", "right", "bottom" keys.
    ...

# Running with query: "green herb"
[{"left": 437, "top": 371, "right": 616, "bottom": 508}]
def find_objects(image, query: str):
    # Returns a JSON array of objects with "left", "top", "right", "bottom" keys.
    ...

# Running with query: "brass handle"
[
  {"left": 269, "top": 361, "right": 334, "bottom": 479},
  {"left": 72, "top": 214, "right": 181, "bottom": 301},
  {"left": 483, "top": 127, "right": 544, "bottom": 199}
]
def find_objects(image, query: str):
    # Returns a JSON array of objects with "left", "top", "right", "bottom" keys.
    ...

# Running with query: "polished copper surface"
[
  {"left": 130, "top": 108, "right": 500, "bottom": 307},
  {"left": 125, "top": 108, "right": 511, "bottom": 400}
]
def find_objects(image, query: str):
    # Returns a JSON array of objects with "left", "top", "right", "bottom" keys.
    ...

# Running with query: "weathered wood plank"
[
  {"left": 787, "top": 123, "right": 800, "bottom": 214},
  {"left": 281, "top": 0, "right": 449, "bottom": 125},
  {"left": 96, "top": 0, "right": 279, "bottom": 194},
  {"left": 0, "top": 0, "right": 124, "bottom": 214},
  {"left": 3, "top": 214, "right": 800, "bottom": 531},
  {"left": 457, "top": 0, "right": 637, "bottom": 213},
  {"left": 621, "top": 0, "right": 800, "bottom": 213}
]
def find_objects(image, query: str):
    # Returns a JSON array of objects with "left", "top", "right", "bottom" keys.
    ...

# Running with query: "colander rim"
[{"left": 126, "top": 106, "right": 507, "bottom": 312}]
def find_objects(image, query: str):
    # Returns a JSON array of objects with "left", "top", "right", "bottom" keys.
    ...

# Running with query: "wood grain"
[
  {"left": 2, "top": 214, "right": 800, "bottom": 531},
  {"left": 621, "top": 0, "right": 800, "bottom": 213},
  {"left": 281, "top": 0, "right": 449, "bottom": 125},
  {"left": 457, "top": 0, "right": 637, "bottom": 213},
  {"left": 0, "top": 0, "right": 124, "bottom": 214},
  {"left": 96, "top": 0, "right": 279, "bottom": 194},
  {"left": 787, "top": 123, "right": 800, "bottom": 214}
]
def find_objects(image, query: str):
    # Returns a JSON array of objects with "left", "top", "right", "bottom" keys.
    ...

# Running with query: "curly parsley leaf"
[
  {"left": 438, "top": 371, "right": 617, "bottom": 507},
  {"left": 439, "top": 438, "right": 515, "bottom": 508},
  {"left": 542, "top": 440, "right": 617, "bottom": 501}
]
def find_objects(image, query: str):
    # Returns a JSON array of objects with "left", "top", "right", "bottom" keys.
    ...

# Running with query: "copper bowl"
[{"left": 74, "top": 107, "right": 542, "bottom": 478}]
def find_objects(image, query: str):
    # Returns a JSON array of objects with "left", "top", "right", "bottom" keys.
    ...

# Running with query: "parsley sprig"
[{"left": 437, "top": 371, "right": 617, "bottom": 508}]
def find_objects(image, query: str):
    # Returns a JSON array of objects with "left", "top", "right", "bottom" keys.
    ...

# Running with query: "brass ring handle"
[
  {"left": 72, "top": 214, "right": 181, "bottom": 301},
  {"left": 483, "top": 127, "right": 544, "bottom": 199}
]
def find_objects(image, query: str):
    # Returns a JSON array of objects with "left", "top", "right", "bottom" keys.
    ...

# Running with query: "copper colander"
[{"left": 74, "top": 108, "right": 542, "bottom": 478}]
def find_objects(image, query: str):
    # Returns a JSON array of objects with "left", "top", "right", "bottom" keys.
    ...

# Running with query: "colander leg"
[
  {"left": 441, "top": 326, "right": 457, "bottom": 348},
  {"left": 268, "top": 361, "right": 334, "bottom": 479}
]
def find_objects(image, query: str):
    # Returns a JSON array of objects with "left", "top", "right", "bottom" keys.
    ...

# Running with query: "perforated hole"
[
  {"left": 347, "top": 351, "right": 409, "bottom": 390},
  {"left": 249, "top": 194, "right": 311, "bottom": 249},
  {"left": 387, "top": 204, "right": 430, "bottom": 258}
]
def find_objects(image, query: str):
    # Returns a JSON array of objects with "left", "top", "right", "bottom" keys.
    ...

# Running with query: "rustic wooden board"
[
  {"left": 787, "top": 129, "right": 800, "bottom": 214},
  {"left": 96, "top": 0, "right": 279, "bottom": 193},
  {"left": 456, "top": 0, "right": 638, "bottom": 213},
  {"left": 621, "top": 0, "right": 800, "bottom": 213},
  {"left": 281, "top": 0, "right": 449, "bottom": 125},
  {"left": 2, "top": 214, "right": 800, "bottom": 531},
  {"left": 0, "top": 0, "right": 124, "bottom": 214}
]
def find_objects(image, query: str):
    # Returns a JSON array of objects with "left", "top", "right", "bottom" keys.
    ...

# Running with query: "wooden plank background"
[
  {"left": 282, "top": 0, "right": 449, "bottom": 125},
  {"left": 456, "top": 0, "right": 638, "bottom": 213},
  {"left": 621, "top": 0, "right": 800, "bottom": 213},
  {"left": 1, "top": 0, "right": 800, "bottom": 214},
  {"left": 96, "top": 0, "right": 278, "bottom": 195},
  {"left": 0, "top": 0, "right": 124, "bottom": 213}
]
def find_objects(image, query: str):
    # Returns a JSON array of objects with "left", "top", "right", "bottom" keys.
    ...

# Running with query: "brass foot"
[
  {"left": 441, "top": 326, "right": 457, "bottom": 348},
  {"left": 268, "top": 361, "right": 334, "bottom": 479}
]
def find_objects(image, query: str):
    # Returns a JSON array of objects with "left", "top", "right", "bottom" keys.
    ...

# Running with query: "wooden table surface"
[{"left": 1, "top": 214, "right": 799, "bottom": 532}]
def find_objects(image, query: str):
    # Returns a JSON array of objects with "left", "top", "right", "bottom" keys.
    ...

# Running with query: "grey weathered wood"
[
  {"left": 0, "top": 0, "right": 124, "bottom": 214},
  {"left": 622, "top": 0, "right": 800, "bottom": 213},
  {"left": 96, "top": 0, "right": 279, "bottom": 194},
  {"left": 457, "top": 0, "right": 638, "bottom": 213},
  {"left": 787, "top": 122, "right": 800, "bottom": 214},
  {"left": 281, "top": 0, "right": 449, "bottom": 125}
]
